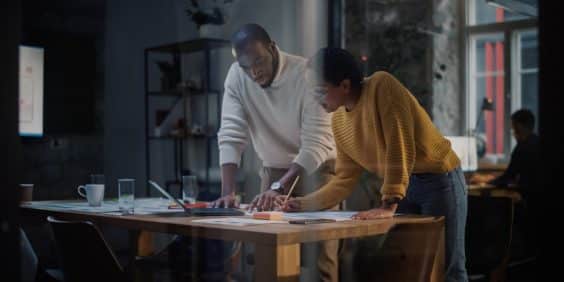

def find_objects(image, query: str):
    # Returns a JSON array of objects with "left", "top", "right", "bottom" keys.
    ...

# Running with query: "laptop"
[{"left": 148, "top": 180, "right": 245, "bottom": 216}]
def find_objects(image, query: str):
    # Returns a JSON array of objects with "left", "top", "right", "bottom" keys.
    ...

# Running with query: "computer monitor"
[
  {"left": 445, "top": 136, "right": 478, "bottom": 172},
  {"left": 19, "top": 45, "right": 44, "bottom": 137}
]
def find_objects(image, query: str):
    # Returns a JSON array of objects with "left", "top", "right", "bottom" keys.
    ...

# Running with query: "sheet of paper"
[
  {"left": 26, "top": 198, "right": 176, "bottom": 214},
  {"left": 28, "top": 202, "right": 121, "bottom": 213},
  {"left": 192, "top": 217, "right": 282, "bottom": 226},
  {"left": 282, "top": 211, "right": 358, "bottom": 221}
]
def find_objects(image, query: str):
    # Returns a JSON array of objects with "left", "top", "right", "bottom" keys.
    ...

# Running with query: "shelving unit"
[{"left": 144, "top": 38, "right": 230, "bottom": 197}]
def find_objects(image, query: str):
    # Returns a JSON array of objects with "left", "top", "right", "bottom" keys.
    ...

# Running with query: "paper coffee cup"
[{"left": 20, "top": 184, "right": 34, "bottom": 202}]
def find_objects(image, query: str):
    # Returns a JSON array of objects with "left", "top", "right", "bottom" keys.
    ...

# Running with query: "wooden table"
[
  {"left": 467, "top": 184, "right": 522, "bottom": 202},
  {"left": 21, "top": 201, "right": 444, "bottom": 282},
  {"left": 477, "top": 161, "right": 508, "bottom": 172}
]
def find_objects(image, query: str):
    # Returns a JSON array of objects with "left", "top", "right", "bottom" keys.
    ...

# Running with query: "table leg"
[
  {"left": 128, "top": 230, "right": 155, "bottom": 282},
  {"left": 254, "top": 243, "right": 300, "bottom": 282},
  {"left": 137, "top": 231, "right": 155, "bottom": 256},
  {"left": 431, "top": 227, "right": 445, "bottom": 282}
]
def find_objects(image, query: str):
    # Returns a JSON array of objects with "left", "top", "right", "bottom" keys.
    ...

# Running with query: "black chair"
[
  {"left": 47, "top": 216, "right": 130, "bottom": 282},
  {"left": 466, "top": 195, "right": 514, "bottom": 281}
]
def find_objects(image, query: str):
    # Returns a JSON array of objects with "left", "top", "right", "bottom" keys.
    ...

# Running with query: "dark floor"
[{"left": 507, "top": 258, "right": 538, "bottom": 282}]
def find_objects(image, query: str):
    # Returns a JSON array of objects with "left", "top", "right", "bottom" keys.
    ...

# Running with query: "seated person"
[
  {"left": 470, "top": 109, "right": 539, "bottom": 258},
  {"left": 472, "top": 109, "right": 539, "bottom": 189}
]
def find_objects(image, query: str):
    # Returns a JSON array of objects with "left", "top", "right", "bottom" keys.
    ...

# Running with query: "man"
[
  {"left": 280, "top": 48, "right": 468, "bottom": 282},
  {"left": 211, "top": 24, "right": 338, "bottom": 282},
  {"left": 481, "top": 109, "right": 539, "bottom": 189},
  {"left": 472, "top": 109, "right": 539, "bottom": 258}
]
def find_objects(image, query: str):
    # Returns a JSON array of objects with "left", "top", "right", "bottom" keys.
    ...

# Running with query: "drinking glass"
[
  {"left": 118, "top": 178, "right": 135, "bottom": 214},
  {"left": 182, "top": 175, "right": 198, "bottom": 204}
]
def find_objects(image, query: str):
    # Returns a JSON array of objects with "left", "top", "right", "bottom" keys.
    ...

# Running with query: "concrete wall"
[
  {"left": 432, "top": 0, "right": 462, "bottom": 136},
  {"left": 345, "top": 0, "right": 461, "bottom": 134},
  {"left": 343, "top": 0, "right": 462, "bottom": 209},
  {"left": 346, "top": 0, "right": 435, "bottom": 115}
]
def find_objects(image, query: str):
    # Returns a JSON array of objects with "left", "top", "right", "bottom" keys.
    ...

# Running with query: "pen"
[{"left": 283, "top": 175, "right": 300, "bottom": 206}]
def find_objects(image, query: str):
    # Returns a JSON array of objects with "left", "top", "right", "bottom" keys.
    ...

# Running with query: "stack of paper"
[
  {"left": 192, "top": 218, "right": 281, "bottom": 226},
  {"left": 282, "top": 211, "right": 357, "bottom": 221}
]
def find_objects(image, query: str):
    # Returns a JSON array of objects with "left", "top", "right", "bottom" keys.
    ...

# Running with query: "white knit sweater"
[{"left": 217, "top": 48, "right": 336, "bottom": 173}]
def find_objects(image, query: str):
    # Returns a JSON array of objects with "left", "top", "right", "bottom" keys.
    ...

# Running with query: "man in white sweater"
[{"left": 211, "top": 24, "right": 338, "bottom": 281}]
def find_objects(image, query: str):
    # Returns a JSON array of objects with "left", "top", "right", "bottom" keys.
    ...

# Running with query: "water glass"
[
  {"left": 118, "top": 178, "right": 135, "bottom": 214},
  {"left": 182, "top": 175, "right": 198, "bottom": 204}
]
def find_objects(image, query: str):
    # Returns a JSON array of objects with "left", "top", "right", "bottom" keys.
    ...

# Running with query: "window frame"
[{"left": 460, "top": 0, "right": 537, "bottom": 162}]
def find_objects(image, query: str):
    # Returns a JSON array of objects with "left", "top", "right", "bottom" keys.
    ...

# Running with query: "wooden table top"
[
  {"left": 467, "top": 183, "right": 498, "bottom": 190},
  {"left": 477, "top": 161, "right": 508, "bottom": 171},
  {"left": 467, "top": 183, "right": 519, "bottom": 190},
  {"left": 21, "top": 201, "right": 440, "bottom": 246},
  {"left": 466, "top": 184, "right": 522, "bottom": 202}
]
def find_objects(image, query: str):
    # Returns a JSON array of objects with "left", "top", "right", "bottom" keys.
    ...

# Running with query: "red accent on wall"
[
  {"left": 496, "top": 8, "right": 505, "bottom": 155},
  {"left": 485, "top": 42, "right": 494, "bottom": 154},
  {"left": 496, "top": 7, "right": 505, "bottom": 22},
  {"left": 496, "top": 41, "right": 505, "bottom": 154}
]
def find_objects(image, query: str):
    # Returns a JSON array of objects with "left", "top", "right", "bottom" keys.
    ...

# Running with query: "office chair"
[
  {"left": 466, "top": 195, "right": 514, "bottom": 282},
  {"left": 47, "top": 216, "right": 130, "bottom": 282},
  {"left": 353, "top": 216, "right": 445, "bottom": 282}
]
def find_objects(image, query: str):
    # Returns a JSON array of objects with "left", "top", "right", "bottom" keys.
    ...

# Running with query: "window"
[
  {"left": 512, "top": 29, "right": 538, "bottom": 132},
  {"left": 465, "top": 0, "right": 537, "bottom": 162},
  {"left": 468, "top": 0, "right": 529, "bottom": 25}
]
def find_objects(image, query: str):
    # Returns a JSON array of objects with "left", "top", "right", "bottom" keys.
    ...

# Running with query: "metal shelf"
[{"left": 144, "top": 38, "right": 228, "bottom": 197}]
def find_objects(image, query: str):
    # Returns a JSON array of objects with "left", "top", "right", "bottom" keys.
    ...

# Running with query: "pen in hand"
[{"left": 283, "top": 175, "right": 300, "bottom": 207}]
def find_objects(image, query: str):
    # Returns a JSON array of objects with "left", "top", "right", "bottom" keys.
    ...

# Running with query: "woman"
[{"left": 277, "top": 48, "right": 468, "bottom": 282}]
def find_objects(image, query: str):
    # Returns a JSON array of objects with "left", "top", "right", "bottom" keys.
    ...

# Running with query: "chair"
[
  {"left": 20, "top": 228, "right": 38, "bottom": 282},
  {"left": 466, "top": 195, "right": 514, "bottom": 282},
  {"left": 353, "top": 216, "right": 445, "bottom": 282},
  {"left": 47, "top": 216, "right": 130, "bottom": 282}
]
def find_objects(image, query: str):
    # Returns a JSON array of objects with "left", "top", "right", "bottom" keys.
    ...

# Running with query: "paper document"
[
  {"left": 283, "top": 211, "right": 358, "bottom": 221},
  {"left": 26, "top": 198, "right": 177, "bottom": 214},
  {"left": 28, "top": 202, "right": 120, "bottom": 213},
  {"left": 192, "top": 217, "right": 282, "bottom": 226}
]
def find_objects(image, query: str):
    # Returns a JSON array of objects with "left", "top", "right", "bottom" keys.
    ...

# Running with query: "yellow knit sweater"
[{"left": 299, "top": 71, "right": 460, "bottom": 211}]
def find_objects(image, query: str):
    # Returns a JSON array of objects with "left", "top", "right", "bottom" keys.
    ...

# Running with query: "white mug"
[{"left": 77, "top": 184, "right": 105, "bottom": 207}]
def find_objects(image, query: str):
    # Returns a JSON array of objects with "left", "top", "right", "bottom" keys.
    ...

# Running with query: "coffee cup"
[
  {"left": 77, "top": 184, "right": 105, "bottom": 207},
  {"left": 20, "top": 184, "right": 34, "bottom": 202}
]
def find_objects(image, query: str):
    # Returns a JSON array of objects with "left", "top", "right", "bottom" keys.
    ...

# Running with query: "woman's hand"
[
  {"left": 274, "top": 196, "right": 301, "bottom": 212},
  {"left": 352, "top": 204, "right": 397, "bottom": 220}
]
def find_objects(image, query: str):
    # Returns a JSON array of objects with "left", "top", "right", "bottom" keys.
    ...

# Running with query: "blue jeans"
[{"left": 397, "top": 167, "right": 469, "bottom": 282}]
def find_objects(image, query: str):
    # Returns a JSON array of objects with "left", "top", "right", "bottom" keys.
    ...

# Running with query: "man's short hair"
[
  {"left": 307, "top": 48, "right": 362, "bottom": 90},
  {"left": 511, "top": 109, "right": 535, "bottom": 130},
  {"left": 231, "top": 23, "right": 272, "bottom": 52}
]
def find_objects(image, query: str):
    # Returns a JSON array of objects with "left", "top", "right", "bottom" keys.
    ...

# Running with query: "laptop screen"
[{"left": 148, "top": 180, "right": 187, "bottom": 211}]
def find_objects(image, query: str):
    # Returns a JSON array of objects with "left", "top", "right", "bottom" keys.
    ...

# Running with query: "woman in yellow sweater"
[{"left": 278, "top": 48, "right": 468, "bottom": 282}]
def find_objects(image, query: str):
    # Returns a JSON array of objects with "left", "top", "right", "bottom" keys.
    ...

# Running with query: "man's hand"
[
  {"left": 249, "top": 190, "right": 282, "bottom": 211},
  {"left": 274, "top": 196, "right": 301, "bottom": 212},
  {"left": 210, "top": 193, "right": 238, "bottom": 208},
  {"left": 351, "top": 204, "right": 397, "bottom": 220},
  {"left": 215, "top": 163, "right": 239, "bottom": 207}
]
